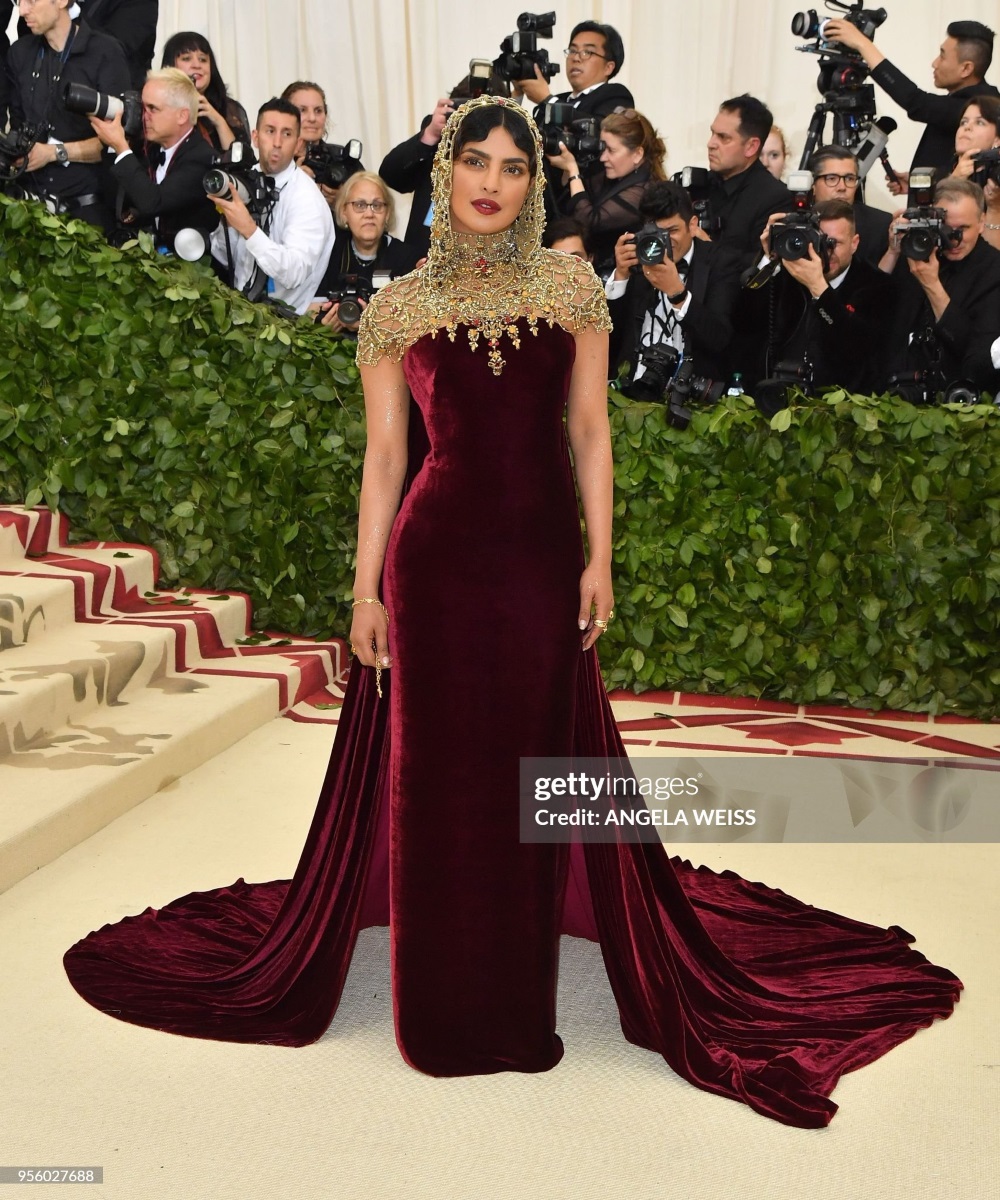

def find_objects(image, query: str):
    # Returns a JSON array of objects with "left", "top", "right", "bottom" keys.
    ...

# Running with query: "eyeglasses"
[
  {"left": 348, "top": 199, "right": 387, "bottom": 213},
  {"left": 816, "top": 172, "right": 859, "bottom": 186},
  {"left": 563, "top": 46, "right": 608, "bottom": 61}
]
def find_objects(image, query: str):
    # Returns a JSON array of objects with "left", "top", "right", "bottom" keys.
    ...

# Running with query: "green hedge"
[{"left": 3, "top": 195, "right": 1000, "bottom": 717}]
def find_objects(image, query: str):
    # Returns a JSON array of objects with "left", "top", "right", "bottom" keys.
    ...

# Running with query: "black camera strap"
[{"left": 28, "top": 22, "right": 79, "bottom": 133}]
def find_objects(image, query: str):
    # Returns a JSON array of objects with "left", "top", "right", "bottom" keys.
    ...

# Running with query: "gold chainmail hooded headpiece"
[{"left": 356, "top": 94, "right": 610, "bottom": 374}]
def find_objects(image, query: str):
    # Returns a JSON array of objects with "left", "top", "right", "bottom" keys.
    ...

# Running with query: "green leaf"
[
  {"left": 666, "top": 605, "right": 689, "bottom": 628},
  {"left": 912, "top": 474, "right": 930, "bottom": 502},
  {"left": 769, "top": 408, "right": 792, "bottom": 432}
]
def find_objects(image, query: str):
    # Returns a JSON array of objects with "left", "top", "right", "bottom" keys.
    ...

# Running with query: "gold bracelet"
[{"left": 351, "top": 597, "right": 389, "bottom": 698}]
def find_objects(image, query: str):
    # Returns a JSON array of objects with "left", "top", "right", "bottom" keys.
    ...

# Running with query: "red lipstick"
[{"left": 472, "top": 199, "right": 501, "bottom": 214}]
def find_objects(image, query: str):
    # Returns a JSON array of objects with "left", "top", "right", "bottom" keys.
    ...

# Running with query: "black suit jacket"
[
  {"left": 854, "top": 201, "right": 892, "bottom": 269},
  {"left": 870, "top": 60, "right": 1000, "bottom": 179},
  {"left": 708, "top": 159, "right": 793, "bottom": 263},
  {"left": 379, "top": 116, "right": 436, "bottom": 256},
  {"left": 741, "top": 255, "right": 895, "bottom": 394},
  {"left": 608, "top": 238, "right": 743, "bottom": 383},
  {"left": 111, "top": 132, "right": 218, "bottom": 253},
  {"left": 888, "top": 237, "right": 1000, "bottom": 389}
]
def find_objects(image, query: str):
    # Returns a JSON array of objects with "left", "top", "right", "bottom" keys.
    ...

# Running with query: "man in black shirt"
[
  {"left": 705, "top": 94, "right": 793, "bottom": 262},
  {"left": 7, "top": 0, "right": 130, "bottom": 229},
  {"left": 17, "top": 0, "right": 159, "bottom": 92},
  {"left": 824, "top": 18, "right": 998, "bottom": 186},
  {"left": 744, "top": 199, "right": 895, "bottom": 403},
  {"left": 882, "top": 176, "right": 1000, "bottom": 392}
]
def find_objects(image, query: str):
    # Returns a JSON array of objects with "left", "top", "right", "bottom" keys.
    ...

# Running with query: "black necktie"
[{"left": 147, "top": 145, "right": 165, "bottom": 171}]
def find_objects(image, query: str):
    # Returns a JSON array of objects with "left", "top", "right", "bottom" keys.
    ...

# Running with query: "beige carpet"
[{"left": 1, "top": 717, "right": 994, "bottom": 1200}]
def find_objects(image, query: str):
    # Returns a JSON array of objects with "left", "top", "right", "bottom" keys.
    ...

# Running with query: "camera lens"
[
  {"left": 338, "top": 297, "right": 363, "bottom": 325},
  {"left": 790, "top": 10, "right": 819, "bottom": 37}
]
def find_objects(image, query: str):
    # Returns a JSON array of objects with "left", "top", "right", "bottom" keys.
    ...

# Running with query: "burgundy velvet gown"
[{"left": 64, "top": 320, "right": 961, "bottom": 1128}]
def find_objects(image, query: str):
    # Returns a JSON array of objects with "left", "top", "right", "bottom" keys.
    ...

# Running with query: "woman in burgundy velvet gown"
[{"left": 63, "top": 97, "right": 961, "bottom": 1129}]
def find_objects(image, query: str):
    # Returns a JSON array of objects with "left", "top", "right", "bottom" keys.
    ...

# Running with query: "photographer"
[
  {"left": 882, "top": 176, "right": 1000, "bottom": 392},
  {"left": 282, "top": 80, "right": 364, "bottom": 212},
  {"left": 89, "top": 68, "right": 217, "bottom": 252},
  {"left": 515, "top": 21, "right": 632, "bottom": 122},
  {"left": 314, "top": 172, "right": 421, "bottom": 334},
  {"left": 744, "top": 199, "right": 894, "bottom": 399},
  {"left": 605, "top": 180, "right": 741, "bottom": 384},
  {"left": 824, "top": 18, "right": 999, "bottom": 188},
  {"left": 549, "top": 107, "right": 665, "bottom": 276},
  {"left": 161, "top": 32, "right": 251, "bottom": 157},
  {"left": 705, "top": 94, "right": 793, "bottom": 260},
  {"left": 6, "top": 0, "right": 130, "bottom": 229},
  {"left": 210, "top": 98, "right": 334, "bottom": 316},
  {"left": 379, "top": 68, "right": 509, "bottom": 257},
  {"left": 808, "top": 145, "right": 891, "bottom": 267}
]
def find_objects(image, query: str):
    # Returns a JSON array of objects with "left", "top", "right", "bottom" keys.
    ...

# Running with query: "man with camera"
[
  {"left": 744, "top": 199, "right": 894, "bottom": 402},
  {"left": 605, "top": 180, "right": 742, "bottom": 387},
  {"left": 823, "top": 17, "right": 999, "bottom": 187},
  {"left": 209, "top": 97, "right": 334, "bottom": 315},
  {"left": 704, "top": 94, "right": 793, "bottom": 259},
  {"left": 882, "top": 175, "right": 1000, "bottom": 393},
  {"left": 6, "top": 0, "right": 130, "bottom": 229},
  {"left": 514, "top": 21, "right": 633, "bottom": 120},
  {"left": 808, "top": 144, "right": 891, "bottom": 268},
  {"left": 87, "top": 68, "right": 217, "bottom": 253}
]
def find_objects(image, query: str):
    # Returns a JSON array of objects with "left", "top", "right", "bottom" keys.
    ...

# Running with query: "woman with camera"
[
  {"left": 547, "top": 107, "right": 666, "bottom": 276},
  {"left": 951, "top": 96, "right": 1000, "bottom": 250},
  {"left": 314, "top": 172, "right": 422, "bottom": 334},
  {"left": 281, "top": 81, "right": 365, "bottom": 212},
  {"left": 161, "top": 31, "right": 251, "bottom": 155}
]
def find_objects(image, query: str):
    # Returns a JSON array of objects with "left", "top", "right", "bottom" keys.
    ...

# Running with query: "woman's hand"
[
  {"left": 953, "top": 150, "right": 977, "bottom": 180},
  {"left": 350, "top": 602, "right": 391, "bottom": 671},
  {"left": 546, "top": 141, "right": 579, "bottom": 175},
  {"left": 318, "top": 298, "right": 367, "bottom": 333},
  {"left": 578, "top": 562, "right": 615, "bottom": 651},
  {"left": 198, "top": 95, "right": 234, "bottom": 150}
]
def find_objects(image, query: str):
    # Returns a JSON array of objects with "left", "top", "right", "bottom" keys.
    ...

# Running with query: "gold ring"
[{"left": 593, "top": 618, "right": 608, "bottom": 629}]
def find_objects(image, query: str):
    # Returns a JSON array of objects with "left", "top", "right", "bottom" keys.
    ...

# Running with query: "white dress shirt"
[
  {"left": 211, "top": 160, "right": 335, "bottom": 314},
  {"left": 605, "top": 244, "right": 695, "bottom": 378}
]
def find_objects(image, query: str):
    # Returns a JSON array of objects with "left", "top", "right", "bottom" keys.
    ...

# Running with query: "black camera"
[
  {"left": 792, "top": 0, "right": 887, "bottom": 95},
  {"left": 203, "top": 166, "right": 278, "bottom": 221},
  {"left": 791, "top": 2, "right": 886, "bottom": 45},
  {"left": 63, "top": 81, "right": 143, "bottom": 140},
  {"left": 319, "top": 274, "right": 375, "bottom": 326},
  {"left": 665, "top": 359, "right": 726, "bottom": 430},
  {"left": 0, "top": 123, "right": 46, "bottom": 185},
  {"left": 754, "top": 361, "right": 815, "bottom": 417},
  {"left": 632, "top": 222, "right": 672, "bottom": 267},
  {"left": 899, "top": 167, "right": 963, "bottom": 262},
  {"left": 769, "top": 211, "right": 836, "bottom": 264},
  {"left": 540, "top": 101, "right": 601, "bottom": 162},
  {"left": 622, "top": 343, "right": 681, "bottom": 404},
  {"left": 670, "top": 167, "right": 722, "bottom": 238},
  {"left": 494, "top": 11, "right": 559, "bottom": 84},
  {"left": 303, "top": 138, "right": 363, "bottom": 190},
  {"left": 451, "top": 58, "right": 503, "bottom": 100},
  {"left": 971, "top": 147, "right": 1000, "bottom": 188}
]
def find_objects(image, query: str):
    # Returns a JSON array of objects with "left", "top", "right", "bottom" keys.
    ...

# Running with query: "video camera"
[
  {"left": 63, "top": 81, "right": 143, "bottom": 140},
  {"left": 670, "top": 167, "right": 722, "bottom": 238},
  {"left": 623, "top": 345, "right": 724, "bottom": 430},
  {"left": 898, "top": 168, "right": 962, "bottom": 262},
  {"left": 494, "top": 12, "right": 560, "bottom": 85},
  {"left": 540, "top": 101, "right": 601, "bottom": 163},
  {"left": 303, "top": 139, "right": 363, "bottom": 190},
  {"left": 792, "top": 0, "right": 887, "bottom": 91}
]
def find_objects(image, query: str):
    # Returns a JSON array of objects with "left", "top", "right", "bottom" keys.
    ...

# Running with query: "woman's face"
[
  {"left": 449, "top": 125, "right": 532, "bottom": 235},
  {"left": 344, "top": 178, "right": 389, "bottom": 246},
  {"left": 600, "top": 131, "right": 643, "bottom": 180},
  {"left": 760, "top": 131, "right": 786, "bottom": 179},
  {"left": 172, "top": 48, "right": 212, "bottom": 94},
  {"left": 289, "top": 88, "right": 327, "bottom": 143},
  {"left": 956, "top": 105, "right": 999, "bottom": 155}
]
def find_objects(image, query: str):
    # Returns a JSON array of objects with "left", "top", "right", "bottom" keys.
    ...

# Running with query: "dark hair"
[
  {"left": 638, "top": 180, "right": 694, "bottom": 224},
  {"left": 719, "top": 94, "right": 773, "bottom": 150},
  {"left": 256, "top": 97, "right": 302, "bottom": 129},
  {"left": 452, "top": 104, "right": 537, "bottom": 176},
  {"left": 948, "top": 20, "right": 995, "bottom": 78},
  {"left": 808, "top": 143, "right": 859, "bottom": 174},
  {"left": 813, "top": 198, "right": 856, "bottom": 230},
  {"left": 570, "top": 21, "right": 625, "bottom": 78},
  {"left": 542, "top": 217, "right": 589, "bottom": 250},
  {"left": 961, "top": 93, "right": 1000, "bottom": 131},
  {"left": 161, "top": 32, "right": 230, "bottom": 117},
  {"left": 281, "top": 80, "right": 328, "bottom": 110}
]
